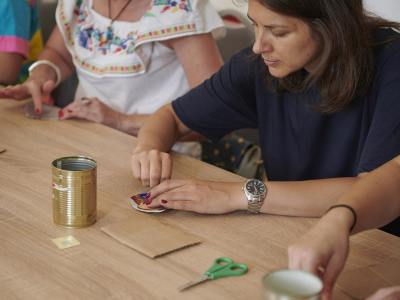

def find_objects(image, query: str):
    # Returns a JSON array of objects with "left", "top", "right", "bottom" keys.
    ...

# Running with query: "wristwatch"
[{"left": 242, "top": 179, "right": 267, "bottom": 213}]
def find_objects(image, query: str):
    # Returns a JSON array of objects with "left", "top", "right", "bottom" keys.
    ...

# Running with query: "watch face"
[{"left": 246, "top": 179, "right": 266, "bottom": 196}]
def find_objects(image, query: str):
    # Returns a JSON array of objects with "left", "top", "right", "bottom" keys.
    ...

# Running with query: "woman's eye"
[{"left": 272, "top": 31, "right": 289, "bottom": 37}]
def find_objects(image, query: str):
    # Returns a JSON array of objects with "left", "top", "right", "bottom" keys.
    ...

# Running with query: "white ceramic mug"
[{"left": 263, "top": 269, "right": 323, "bottom": 300}]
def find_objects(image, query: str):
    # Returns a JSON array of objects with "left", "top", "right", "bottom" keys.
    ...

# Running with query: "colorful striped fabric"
[{"left": 0, "top": 0, "right": 43, "bottom": 83}]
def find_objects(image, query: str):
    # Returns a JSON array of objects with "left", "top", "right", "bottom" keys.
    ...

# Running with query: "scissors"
[{"left": 178, "top": 257, "right": 248, "bottom": 292}]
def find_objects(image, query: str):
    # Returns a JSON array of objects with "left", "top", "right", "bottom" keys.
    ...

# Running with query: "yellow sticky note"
[{"left": 52, "top": 235, "right": 80, "bottom": 249}]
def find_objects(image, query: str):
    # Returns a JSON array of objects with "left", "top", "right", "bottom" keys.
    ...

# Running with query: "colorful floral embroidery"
[
  {"left": 58, "top": 0, "right": 198, "bottom": 75},
  {"left": 74, "top": 4, "right": 136, "bottom": 55},
  {"left": 153, "top": 0, "right": 192, "bottom": 13}
]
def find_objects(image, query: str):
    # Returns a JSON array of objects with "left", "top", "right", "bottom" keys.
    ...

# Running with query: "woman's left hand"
[
  {"left": 147, "top": 179, "right": 244, "bottom": 214},
  {"left": 60, "top": 97, "right": 122, "bottom": 129}
]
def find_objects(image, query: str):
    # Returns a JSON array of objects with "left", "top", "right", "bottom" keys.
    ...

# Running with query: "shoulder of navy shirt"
[{"left": 173, "top": 28, "right": 400, "bottom": 181}]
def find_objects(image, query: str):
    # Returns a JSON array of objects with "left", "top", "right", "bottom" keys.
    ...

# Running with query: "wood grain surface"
[{"left": 1, "top": 99, "right": 399, "bottom": 300}]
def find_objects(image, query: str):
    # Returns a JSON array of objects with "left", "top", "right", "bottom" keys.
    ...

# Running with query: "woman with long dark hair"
[{"left": 130, "top": 0, "right": 400, "bottom": 231}]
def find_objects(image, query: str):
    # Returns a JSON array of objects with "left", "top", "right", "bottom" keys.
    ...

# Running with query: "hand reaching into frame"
[
  {"left": 145, "top": 179, "right": 245, "bottom": 214},
  {"left": 0, "top": 78, "right": 56, "bottom": 112},
  {"left": 59, "top": 97, "right": 122, "bottom": 128},
  {"left": 287, "top": 214, "right": 350, "bottom": 300}
]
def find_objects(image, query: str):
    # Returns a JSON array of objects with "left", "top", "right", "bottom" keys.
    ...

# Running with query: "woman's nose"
[{"left": 252, "top": 28, "right": 273, "bottom": 54}]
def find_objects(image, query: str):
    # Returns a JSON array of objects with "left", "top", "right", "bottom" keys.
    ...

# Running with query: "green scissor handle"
[{"left": 204, "top": 257, "right": 248, "bottom": 280}]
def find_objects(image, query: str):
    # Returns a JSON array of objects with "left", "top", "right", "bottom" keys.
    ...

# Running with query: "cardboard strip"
[{"left": 101, "top": 215, "right": 201, "bottom": 258}]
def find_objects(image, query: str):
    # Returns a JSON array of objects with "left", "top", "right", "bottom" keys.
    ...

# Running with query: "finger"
[
  {"left": 60, "top": 108, "right": 77, "bottom": 120},
  {"left": 42, "top": 80, "right": 56, "bottom": 105},
  {"left": 140, "top": 156, "right": 150, "bottom": 187},
  {"left": 2, "top": 85, "right": 29, "bottom": 100},
  {"left": 160, "top": 154, "right": 173, "bottom": 182},
  {"left": 149, "top": 189, "right": 192, "bottom": 207},
  {"left": 149, "top": 153, "right": 162, "bottom": 188},
  {"left": 131, "top": 156, "right": 141, "bottom": 181},
  {"left": 287, "top": 246, "right": 303, "bottom": 270},
  {"left": 42, "top": 80, "right": 56, "bottom": 96},
  {"left": 299, "top": 255, "right": 323, "bottom": 276},
  {"left": 157, "top": 198, "right": 195, "bottom": 212},
  {"left": 149, "top": 179, "right": 187, "bottom": 200},
  {"left": 66, "top": 106, "right": 91, "bottom": 120},
  {"left": 59, "top": 103, "right": 82, "bottom": 119},
  {"left": 43, "top": 95, "right": 55, "bottom": 105},
  {"left": 321, "top": 254, "right": 346, "bottom": 298},
  {"left": 26, "top": 82, "right": 43, "bottom": 113}
]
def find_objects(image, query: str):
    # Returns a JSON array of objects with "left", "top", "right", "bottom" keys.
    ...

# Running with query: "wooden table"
[{"left": 1, "top": 100, "right": 399, "bottom": 300}]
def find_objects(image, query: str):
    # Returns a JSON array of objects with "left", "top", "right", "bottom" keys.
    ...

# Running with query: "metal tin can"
[
  {"left": 263, "top": 270, "right": 322, "bottom": 300},
  {"left": 52, "top": 156, "right": 97, "bottom": 228}
]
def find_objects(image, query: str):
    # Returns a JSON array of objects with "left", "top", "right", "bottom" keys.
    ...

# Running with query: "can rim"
[{"left": 52, "top": 156, "right": 97, "bottom": 171}]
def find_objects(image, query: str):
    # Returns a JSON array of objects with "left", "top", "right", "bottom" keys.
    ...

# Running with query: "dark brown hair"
[{"left": 256, "top": 0, "right": 400, "bottom": 113}]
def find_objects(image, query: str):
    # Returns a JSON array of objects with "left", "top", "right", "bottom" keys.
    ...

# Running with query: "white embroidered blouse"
[{"left": 56, "top": 0, "right": 225, "bottom": 114}]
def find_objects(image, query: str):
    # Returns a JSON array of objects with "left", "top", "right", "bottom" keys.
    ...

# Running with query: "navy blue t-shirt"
[{"left": 173, "top": 29, "right": 400, "bottom": 181}]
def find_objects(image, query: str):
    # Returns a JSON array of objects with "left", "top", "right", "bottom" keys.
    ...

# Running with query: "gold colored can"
[{"left": 52, "top": 156, "right": 97, "bottom": 228}]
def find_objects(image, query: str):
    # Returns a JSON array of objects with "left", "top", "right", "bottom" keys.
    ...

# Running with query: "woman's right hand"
[
  {"left": 0, "top": 76, "right": 57, "bottom": 113},
  {"left": 131, "top": 148, "right": 173, "bottom": 187},
  {"left": 288, "top": 212, "right": 350, "bottom": 300}
]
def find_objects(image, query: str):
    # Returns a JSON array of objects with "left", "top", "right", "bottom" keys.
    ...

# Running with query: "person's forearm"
[
  {"left": 114, "top": 113, "right": 148, "bottom": 136},
  {"left": 223, "top": 177, "right": 358, "bottom": 217},
  {"left": 34, "top": 27, "right": 75, "bottom": 82},
  {"left": 135, "top": 106, "right": 181, "bottom": 152},
  {"left": 37, "top": 47, "right": 74, "bottom": 82},
  {"left": 116, "top": 113, "right": 203, "bottom": 142},
  {"left": 334, "top": 159, "right": 400, "bottom": 233},
  {"left": 262, "top": 178, "right": 358, "bottom": 217}
]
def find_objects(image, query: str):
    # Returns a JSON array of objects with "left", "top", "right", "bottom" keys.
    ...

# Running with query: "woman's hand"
[
  {"left": 131, "top": 148, "right": 173, "bottom": 187},
  {"left": 146, "top": 179, "right": 243, "bottom": 214},
  {"left": 0, "top": 77, "right": 56, "bottom": 112},
  {"left": 60, "top": 97, "right": 122, "bottom": 128},
  {"left": 366, "top": 286, "right": 400, "bottom": 300},
  {"left": 288, "top": 213, "right": 350, "bottom": 300}
]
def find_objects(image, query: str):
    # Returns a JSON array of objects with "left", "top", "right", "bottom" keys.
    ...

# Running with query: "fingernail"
[
  {"left": 58, "top": 110, "right": 64, "bottom": 118},
  {"left": 144, "top": 195, "right": 152, "bottom": 205},
  {"left": 35, "top": 108, "right": 41, "bottom": 114},
  {"left": 67, "top": 109, "right": 73, "bottom": 113},
  {"left": 161, "top": 200, "right": 168, "bottom": 204}
]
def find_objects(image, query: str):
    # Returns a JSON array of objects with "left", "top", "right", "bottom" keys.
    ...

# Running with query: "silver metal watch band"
[
  {"left": 248, "top": 200, "right": 263, "bottom": 213},
  {"left": 243, "top": 179, "right": 267, "bottom": 214}
]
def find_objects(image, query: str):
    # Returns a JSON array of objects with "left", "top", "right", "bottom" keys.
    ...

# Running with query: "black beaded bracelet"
[{"left": 325, "top": 204, "right": 357, "bottom": 232}]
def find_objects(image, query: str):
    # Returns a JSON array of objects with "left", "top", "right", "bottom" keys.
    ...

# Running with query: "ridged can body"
[{"left": 52, "top": 156, "right": 97, "bottom": 227}]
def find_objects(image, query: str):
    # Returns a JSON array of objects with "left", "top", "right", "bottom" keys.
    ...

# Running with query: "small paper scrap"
[{"left": 52, "top": 235, "right": 80, "bottom": 249}]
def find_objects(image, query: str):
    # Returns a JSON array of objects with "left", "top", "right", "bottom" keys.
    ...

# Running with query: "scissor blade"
[{"left": 178, "top": 275, "right": 209, "bottom": 291}]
